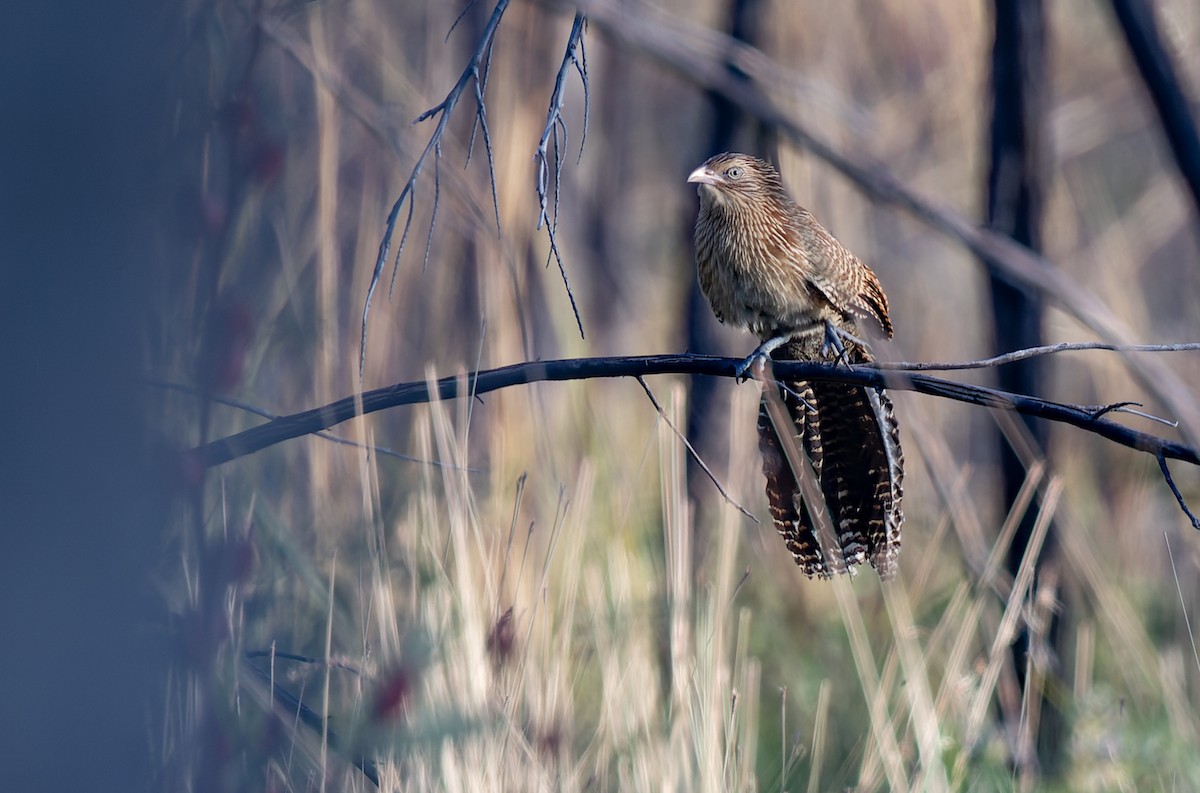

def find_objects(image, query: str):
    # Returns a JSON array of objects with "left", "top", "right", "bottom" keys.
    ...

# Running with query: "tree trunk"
[{"left": 985, "top": 0, "right": 1064, "bottom": 780}]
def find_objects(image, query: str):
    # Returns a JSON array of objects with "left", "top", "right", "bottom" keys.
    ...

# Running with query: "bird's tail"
[{"left": 757, "top": 336, "right": 904, "bottom": 580}]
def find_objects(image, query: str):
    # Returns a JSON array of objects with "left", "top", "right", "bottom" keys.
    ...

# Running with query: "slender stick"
[{"left": 188, "top": 352, "right": 1200, "bottom": 473}]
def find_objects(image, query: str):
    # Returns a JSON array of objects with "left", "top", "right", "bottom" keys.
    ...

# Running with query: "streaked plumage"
[{"left": 688, "top": 152, "right": 903, "bottom": 579}]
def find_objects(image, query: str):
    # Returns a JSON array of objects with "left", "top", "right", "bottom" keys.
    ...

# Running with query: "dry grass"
[{"left": 159, "top": 0, "right": 1200, "bottom": 789}]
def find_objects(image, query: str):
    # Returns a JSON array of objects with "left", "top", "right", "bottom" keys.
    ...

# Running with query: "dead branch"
[
  {"left": 535, "top": 12, "right": 589, "bottom": 338},
  {"left": 240, "top": 658, "right": 380, "bottom": 787},
  {"left": 191, "top": 353, "right": 1200, "bottom": 468},
  {"left": 882, "top": 342, "right": 1200, "bottom": 371},
  {"left": 187, "top": 352, "right": 1200, "bottom": 525},
  {"left": 360, "top": 0, "right": 511, "bottom": 381},
  {"left": 152, "top": 379, "right": 473, "bottom": 470},
  {"left": 359, "top": 3, "right": 592, "bottom": 376}
]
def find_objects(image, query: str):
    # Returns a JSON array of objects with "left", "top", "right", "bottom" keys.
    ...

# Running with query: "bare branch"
[
  {"left": 535, "top": 12, "right": 590, "bottom": 339},
  {"left": 1158, "top": 454, "right": 1200, "bottom": 529},
  {"left": 187, "top": 352, "right": 1200, "bottom": 526},
  {"left": 634, "top": 375, "right": 759, "bottom": 523},
  {"left": 361, "top": 0, "right": 511, "bottom": 382},
  {"left": 241, "top": 658, "right": 380, "bottom": 787},
  {"left": 191, "top": 354, "right": 1200, "bottom": 467},
  {"left": 149, "top": 379, "right": 472, "bottom": 470},
  {"left": 882, "top": 341, "right": 1200, "bottom": 371},
  {"left": 243, "top": 650, "right": 367, "bottom": 676},
  {"left": 259, "top": 17, "right": 500, "bottom": 248}
]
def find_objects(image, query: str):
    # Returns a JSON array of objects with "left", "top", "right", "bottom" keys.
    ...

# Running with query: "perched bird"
[{"left": 688, "top": 152, "right": 903, "bottom": 579}]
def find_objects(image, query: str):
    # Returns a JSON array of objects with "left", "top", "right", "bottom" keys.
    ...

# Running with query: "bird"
[{"left": 688, "top": 152, "right": 903, "bottom": 580}]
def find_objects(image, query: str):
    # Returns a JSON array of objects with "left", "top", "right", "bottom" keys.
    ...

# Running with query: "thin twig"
[
  {"left": 1158, "top": 453, "right": 1200, "bottom": 529},
  {"left": 361, "top": 0, "right": 510, "bottom": 381},
  {"left": 1109, "top": 406, "right": 1178, "bottom": 428},
  {"left": 1086, "top": 401, "right": 1178, "bottom": 428},
  {"left": 635, "top": 375, "right": 758, "bottom": 522},
  {"left": 448, "top": 0, "right": 482, "bottom": 40},
  {"left": 534, "top": 12, "right": 590, "bottom": 339},
  {"left": 1164, "top": 532, "right": 1200, "bottom": 674},
  {"left": 730, "top": 566, "right": 751, "bottom": 604},
  {"left": 879, "top": 341, "right": 1200, "bottom": 371},
  {"left": 1086, "top": 400, "right": 1145, "bottom": 420}
]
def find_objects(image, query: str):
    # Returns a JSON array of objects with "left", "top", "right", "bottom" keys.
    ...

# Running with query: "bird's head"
[{"left": 687, "top": 153, "right": 787, "bottom": 210}]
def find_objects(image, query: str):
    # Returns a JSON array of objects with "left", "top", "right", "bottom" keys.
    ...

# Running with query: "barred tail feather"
[
  {"left": 758, "top": 337, "right": 904, "bottom": 580},
  {"left": 757, "top": 379, "right": 842, "bottom": 578},
  {"left": 807, "top": 379, "right": 903, "bottom": 580}
]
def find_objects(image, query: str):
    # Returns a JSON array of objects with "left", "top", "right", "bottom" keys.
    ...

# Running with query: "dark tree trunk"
[
  {"left": 685, "top": 0, "right": 768, "bottom": 576},
  {"left": 686, "top": 0, "right": 768, "bottom": 575},
  {"left": 985, "top": 0, "right": 1064, "bottom": 779}
]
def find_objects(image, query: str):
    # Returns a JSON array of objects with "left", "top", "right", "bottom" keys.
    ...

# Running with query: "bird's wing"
[
  {"left": 788, "top": 209, "right": 893, "bottom": 338},
  {"left": 855, "top": 268, "right": 894, "bottom": 339}
]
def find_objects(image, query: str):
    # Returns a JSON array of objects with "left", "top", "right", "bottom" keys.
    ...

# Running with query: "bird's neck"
[{"left": 700, "top": 194, "right": 790, "bottom": 264}]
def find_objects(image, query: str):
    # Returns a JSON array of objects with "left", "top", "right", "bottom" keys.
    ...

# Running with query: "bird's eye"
[{"left": 726, "top": 166, "right": 743, "bottom": 179}]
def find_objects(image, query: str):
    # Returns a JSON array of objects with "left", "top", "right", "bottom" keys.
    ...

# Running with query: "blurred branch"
[
  {"left": 533, "top": 0, "right": 1200, "bottom": 446},
  {"left": 1109, "top": 0, "right": 1200, "bottom": 219},
  {"left": 150, "top": 379, "right": 473, "bottom": 470},
  {"left": 535, "top": 12, "right": 589, "bottom": 338},
  {"left": 244, "top": 649, "right": 366, "bottom": 675},
  {"left": 190, "top": 351, "right": 1200, "bottom": 524},
  {"left": 241, "top": 658, "right": 380, "bottom": 787}
]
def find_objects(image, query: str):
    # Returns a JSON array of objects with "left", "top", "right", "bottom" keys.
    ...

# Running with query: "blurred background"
[{"left": 6, "top": 0, "right": 1200, "bottom": 790}]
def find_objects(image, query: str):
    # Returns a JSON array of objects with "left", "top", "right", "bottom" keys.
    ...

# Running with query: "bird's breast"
[{"left": 695, "top": 207, "right": 823, "bottom": 338}]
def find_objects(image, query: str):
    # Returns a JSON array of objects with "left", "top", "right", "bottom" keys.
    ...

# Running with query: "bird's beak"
[{"left": 687, "top": 165, "right": 719, "bottom": 187}]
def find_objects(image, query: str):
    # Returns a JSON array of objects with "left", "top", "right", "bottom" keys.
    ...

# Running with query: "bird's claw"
[
  {"left": 735, "top": 335, "right": 789, "bottom": 382},
  {"left": 734, "top": 351, "right": 769, "bottom": 382},
  {"left": 822, "top": 322, "right": 868, "bottom": 365}
]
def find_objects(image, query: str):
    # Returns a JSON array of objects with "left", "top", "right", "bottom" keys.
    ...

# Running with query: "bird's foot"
[
  {"left": 734, "top": 351, "right": 769, "bottom": 382},
  {"left": 735, "top": 335, "right": 790, "bottom": 382},
  {"left": 821, "top": 322, "right": 869, "bottom": 365}
]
